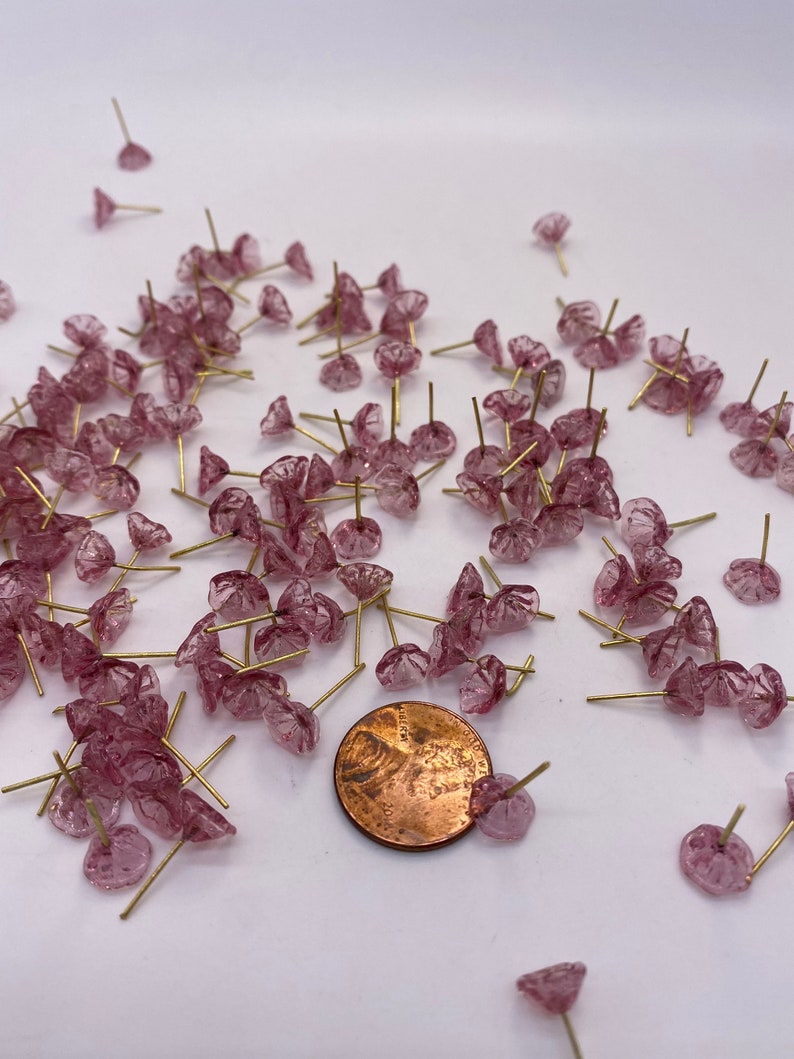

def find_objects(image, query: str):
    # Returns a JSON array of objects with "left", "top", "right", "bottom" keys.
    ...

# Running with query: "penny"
[{"left": 333, "top": 700, "right": 492, "bottom": 851}]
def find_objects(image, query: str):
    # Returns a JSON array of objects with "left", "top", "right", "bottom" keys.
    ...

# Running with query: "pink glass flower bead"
[
  {"left": 469, "top": 773, "right": 535, "bottom": 840},
  {"left": 723, "top": 559, "right": 781, "bottom": 605},
  {"left": 263, "top": 695, "right": 320, "bottom": 754},
  {"left": 118, "top": 141, "right": 152, "bottom": 170},
  {"left": 330, "top": 515, "right": 382, "bottom": 559},
  {"left": 459, "top": 655, "right": 507, "bottom": 714},
  {"left": 0, "top": 280, "right": 16, "bottom": 321},
  {"left": 516, "top": 962, "right": 586, "bottom": 1015},
  {"left": 82, "top": 824, "right": 152, "bottom": 890},
  {"left": 375, "top": 643, "right": 430, "bottom": 690},
  {"left": 532, "top": 212, "right": 571, "bottom": 246},
  {"left": 679, "top": 823, "right": 753, "bottom": 896}
]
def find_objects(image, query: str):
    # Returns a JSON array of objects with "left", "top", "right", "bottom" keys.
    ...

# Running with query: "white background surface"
[{"left": 1, "top": 3, "right": 793, "bottom": 1056}]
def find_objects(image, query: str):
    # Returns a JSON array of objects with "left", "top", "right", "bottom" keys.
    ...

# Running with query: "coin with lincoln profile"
[{"left": 333, "top": 700, "right": 492, "bottom": 850}]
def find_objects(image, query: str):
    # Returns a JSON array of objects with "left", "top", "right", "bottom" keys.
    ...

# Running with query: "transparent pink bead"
[
  {"left": 253, "top": 618, "right": 309, "bottom": 669},
  {"left": 380, "top": 290, "right": 428, "bottom": 340},
  {"left": 83, "top": 824, "right": 152, "bottom": 890},
  {"left": 463, "top": 444, "right": 506, "bottom": 476},
  {"left": 259, "top": 396, "right": 296, "bottom": 436},
  {"left": 552, "top": 454, "right": 616, "bottom": 507},
  {"left": 459, "top": 655, "right": 506, "bottom": 713},
  {"left": 89, "top": 588, "right": 134, "bottom": 644},
  {"left": 77, "top": 658, "right": 138, "bottom": 703},
  {"left": 99, "top": 413, "right": 146, "bottom": 453},
  {"left": 573, "top": 335, "right": 619, "bottom": 370},
  {"left": 93, "top": 188, "right": 116, "bottom": 229},
  {"left": 75, "top": 530, "right": 116, "bottom": 583},
  {"left": 689, "top": 361, "right": 724, "bottom": 413},
  {"left": 776, "top": 451, "right": 794, "bottom": 494},
  {"left": 550, "top": 408, "right": 603, "bottom": 451},
  {"left": 92, "top": 465, "right": 140, "bottom": 509},
  {"left": 61, "top": 623, "right": 102, "bottom": 683},
  {"left": 374, "top": 340, "right": 421, "bottom": 379},
  {"left": 209, "top": 487, "right": 258, "bottom": 534},
  {"left": 509, "top": 421, "right": 555, "bottom": 466},
  {"left": 427, "top": 622, "right": 467, "bottom": 678},
  {"left": 485, "top": 584, "right": 539, "bottom": 632},
  {"left": 128, "top": 779, "right": 183, "bottom": 839},
  {"left": 261, "top": 532, "right": 302, "bottom": 580},
  {"left": 623, "top": 580, "right": 677, "bottom": 627},
  {"left": 448, "top": 598, "right": 487, "bottom": 655},
  {"left": 740, "top": 663, "right": 787, "bottom": 729},
  {"left": 620, "top": 497, "right": 671, "bottom": 548},
  {"left": 48, "top": 769, "right": 123, "bottom": 838},
  {"left": 533, "top": 212, "right": 570, "bottom": 246},
  {"left": 507, "top": 335, "right": 550, "bottom": 371},
  {"left": 209, "top": 570, "right": 270, "bottom": 621},
  {"left": 336, "top": 561, "right": 393, "bottom": 601},
  {"left": 263, "top": 695, "right": 320, "bottom": 754},
  {"left": 331, "top": 446, "right": 372, "bottom": 483},
  {"left": 641, "top": 625, "right": 684, "bottom": 679},
  {"left": 276, "top": 578, "right": 317, "bottom": 634},
  {"left": 489, "top": 518, "right": 543, "bottom": 563},
  {"left": 720, "top": 400, "right": 762, "bottom": 436},
  {"left": 230, "top": 233, "right": 261, "bottom": 277},
  {"left": 118, "top": 142, "right": 152, "bottom": 170},
  {"left": 631, "top": 543, "right": 682, "bottom": 582},
  {"left": 181, "top": 788, "right": 236, "bottom": 842},
  {"left": 723, "top": 559, "right": 781, "bottom": 604},
  {"left": 350, "top": 402, "right": 384, "bottom": 448},
  {"left": 557, "top": 301, "right": 600, "bottom": 345},
  {"left": 593, "top": 555, "right": 635, "bottom": 608},
  {"left": 199, "top": 445, "right": 229, "bottom": 493},
  {"left": 483, "top": 389, "right": 532, "bottom": 424},
  {"left": 220, "top": 670, "right": 287, "bottom": 720},
  {"left": 260, "top": 456, "right": 309, "bottom": 494},
  {"left": 535, "top": 503, "right": 584, "bottom": 547},
  {"left": 16, "top": 526, "right": 73, "bottom": 571},
  {"left": 673, "top": 596, "right": 717, "bottom": 650},
  {"left": 376, "top": 643, "right": 430, "bottom": 690},
  {"left": 644, "top": 374, "right": 691, "bottom": 415},
  {"left": 409, "top": 420, "right": 457, "bottom": 460},
  {"left": 679, "top": 823, "right": 752, "bottom": 896},
  {"left": 284, "top": 241, "right": 313, "bottom": 280},
  {"left": 699, "top": 660, "right": 753, "bottom": 709},
  {"left": 473, "top": 320, "right": 503, "bottom": 365},
  {"left": 455, "top": 472, "right": 502, "bottom": 515},
  {"left": 0, "top": 639, "right": 24, "bottom": 701},
  {"left": 302, "top": 534, "right": 338, "bottom": 580},
  {"left": 0, "top": 280, "right": 16, "bottom": 321},
  {"left": 663, "top": 658, "right": 705, "bottom": 716},
  {"left": 583, "top": 477, "right": 620, "bottom": 520},
  {"left": 614, "top": 314, "right": 646, "bottom": 359},
  {"left": 284, "top": 506, "right": 328, "bottom": 558},
  {"left": 330, "top": 516, "right": 382, "bottom": 559},
  {"left": 257, "top": 285, "right": 292, "bottom": 324},
  {"left": 649, "top": 334, "right": 692, "bottom": 371},
  {"left": 376, "top": 263, "right": 402, "bottom": 298},
  {"left": 446, "top": 562, "right": 485, "bottom": 615},
  {"left": 312, "top": 593, "right": 346, "bottom": 644},
  {"left": 127, "top": 511, "right": 171, "bottom": 551},
  {"left": 44, "top": 448, "right": 94, "bottom": 491},
  {"left": 503, "top": 469, "right": 538, "bottom": 519},
  {"left": 532, "top": 359, "right": 566, "bottom": 407},
  {"left": 751, "top": 401, "right": 793, "bottom": 440},
  {"left": 469, "top": 773, "right": 535, "bottom": 840},
  {"left": 516, "top": 962, "right": 586, "bottom": 1015},
  {"left": 305, "top": 454, "right": 336, "bottom": 498},
  {"left": 372, "top": 438, "right": 416, "bottom": 472},
  {"left": 320, "top": 354, "right": 363, "bottom": 391}
]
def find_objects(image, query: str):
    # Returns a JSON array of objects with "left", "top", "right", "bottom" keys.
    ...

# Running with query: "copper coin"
[{"left": 334, "top": 700, "right": 492, "bottom": 851}]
